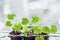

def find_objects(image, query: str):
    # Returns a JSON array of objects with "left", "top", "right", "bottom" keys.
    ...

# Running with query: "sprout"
[
  {"left": 23, "top": 25, "right": 31, "bottom": 37},
  {"left": 6, "top": 13, "right": 22, "bottom": 33},
  {"left": 12, "top": 23, "right": 22, "bottom": 32}
]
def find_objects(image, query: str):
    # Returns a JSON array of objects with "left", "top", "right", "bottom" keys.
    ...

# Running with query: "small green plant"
[
  {"left": 5, "top": 13, "right": 22, "bottom": 34},
  {"left": 34, "top": 25, "right": 57, "bottom": 40},
  {"left": 23, "top": 25, "right": 31, "bottom": 32},
  {"left": 23, "top": 25, "right": 31, "bottom": 37},
  {"left": 12, "top": 23, "right": 22, "bottom": 32},
  {"left": 21, "top": 16, "right": 41, "bottom": 37},
  {"left": 21, "top": 16, "right": 57, "bottom": 40}
]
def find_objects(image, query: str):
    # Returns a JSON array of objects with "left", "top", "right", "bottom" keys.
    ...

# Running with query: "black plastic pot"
[
  {"left": 9, "top": 31, "right": 23, "bottom": 40},
  {"left": 44, "top": 36, "right": 49, "bottom": 40},
  {"left": 24, "top": 36, "right": 35, "bottom": 40},
  {"left": 10, "top": 36, "right": 49, "bottom": 40},
  {"left": 11, "top": 36, "right": 23, "bottom": 40}
]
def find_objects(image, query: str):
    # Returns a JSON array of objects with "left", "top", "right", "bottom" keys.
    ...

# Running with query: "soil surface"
[
  {"left": 9, "top": 31, "right": 21, "bottom": 35},
  {"left": 41, "top": 32, "right": 47, "bottom": 35}
]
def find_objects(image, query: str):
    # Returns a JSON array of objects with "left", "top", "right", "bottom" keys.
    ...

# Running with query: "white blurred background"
[{"left": 0, "top": 0, "right": 60, "bottom": 40}]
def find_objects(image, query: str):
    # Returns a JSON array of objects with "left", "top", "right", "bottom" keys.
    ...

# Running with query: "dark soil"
[
  {"left": 9, "top": 31, "right": 21, "bottom": 35},
  {"left": 41, "top": 32, "right": 47, "bottom": 35}
]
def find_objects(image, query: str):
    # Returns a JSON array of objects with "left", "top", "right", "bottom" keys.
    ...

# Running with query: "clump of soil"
[{"left": 41, "top": 32, "right": 47, "bottom": 35}]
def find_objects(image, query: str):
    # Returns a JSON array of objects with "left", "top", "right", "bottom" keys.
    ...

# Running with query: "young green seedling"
[
  {"left": 12, "top": 23, "right": 22, "bottom": 32},
  {"left": 6, "top": 13, "right": 15, "bottom": 27},
  {"left": 5, "top": 13, "right": 22, "bottom": 35},
  {"left": 22, "top": 16, "right": 41, "bottom": 37},
  {"left": 23, "top": 25, "right": 31, "bottom": 32},
  {"left": 35, "top": 25, "right": 57, "bottom": 40},
  {"left": 23, "top": 25, "right": 31, "bottom": 37},
  {"left": 33, "top": 25, "right": 44, "bottom": 40}
]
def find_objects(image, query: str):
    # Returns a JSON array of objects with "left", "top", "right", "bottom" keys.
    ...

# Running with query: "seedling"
[
  {"left": 5, "top": 13, "right": 22, "bottom": 35},
  {"left": 21, "top": 16, "right": 41, "bottom": 37},
  {"left": 23, "top": 25, "right": 31, "bottom": 37},
  {"left": 34, "top": 25, "right": 57, "bottom": 40},
  {"left": 12, "top": 23, "right": 22, "bottom": 32}
]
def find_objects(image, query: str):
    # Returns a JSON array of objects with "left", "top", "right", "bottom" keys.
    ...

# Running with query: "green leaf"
[
  {"left": 35, "top": 36, "right": 44, "bottom": 40},
  {"left": 7, "top": 13, "right": 16, "bottom": 20},
  {"left": 31, "top": 16, "right": 41, "bottom": 24},
  {"left": 23, "top": 25, "right": 31, "bottom": 32},
  {"left": 51, "top": 25, "right": 57, "bottom": 34},
  {"left": 33, "top": 26, "right": 42, "bottom": 34},
  {"left": 38, "top": 25, "right": 43, "bottom": 30},
  {"left": 21, "top": 18, "right": 29, "bottom": 25},
  {"left": 13, "top": 23, "right": 22, "bottom": 32},
  {"left": 24, "top": 32, "right": 28, "bottom": 37},
  {"left": 42, "top": 26, "right": 50, "bottom": 34},
  {"left": 5, "top": 21, "right": 12, "bottom": 27}
]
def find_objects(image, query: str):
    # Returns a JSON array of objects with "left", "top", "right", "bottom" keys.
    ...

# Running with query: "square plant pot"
[
  {"left": 9, "top": 31, "right": 23, "bottom": 40},
  {"left": 11, "top": 36, "right": 23, "bottom": 40},
  {"left": 44, "top": 36, "right": 49, "bottom": 40},
  {"left": 24, "top": 36, "right": 35, "bottom": 40}
]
